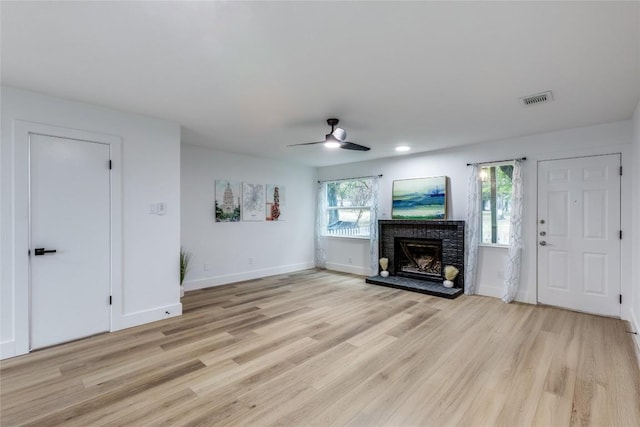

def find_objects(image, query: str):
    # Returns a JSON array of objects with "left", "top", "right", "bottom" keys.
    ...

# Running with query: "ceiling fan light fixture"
[
  {"left": 324, "top": 133, "right": 341, "bottom": 148},
  {"left": 331, "top": 127, "right": 347, "bottom": 141}
]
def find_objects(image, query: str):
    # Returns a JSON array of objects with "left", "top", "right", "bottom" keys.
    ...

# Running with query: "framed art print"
[{"left": 392, "top": 176, "right": 447, "bottom": 219}]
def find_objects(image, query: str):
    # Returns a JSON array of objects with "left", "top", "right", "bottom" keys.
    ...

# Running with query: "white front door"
[
  {"left": 537, "top": 154, "right": 621, "bottom": 317},
  {"left": 30, "top": 134, "right": 111, "bottom": 349}
]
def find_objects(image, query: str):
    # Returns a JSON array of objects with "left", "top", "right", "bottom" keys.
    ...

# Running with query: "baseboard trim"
[
  {"left": 183, "top": 262, "right": 315, "bottom": 291},
  {"left": 630, "top": 311, "right": 640, "bottom": 370},
  {"left": 476, "top": 284, "right": 530, "bottom": 304},
  {"left": 1, "top": 340, "right": 16, "bottom": 360},
  {"left": 121, "top": 303, "right": 183, "bottom": 329},
  {"left": 325, "top": 262, "right": 369, "bottom": 276},
  {"left": 476, "top": 285, "right": 502, "bottom": 299}
]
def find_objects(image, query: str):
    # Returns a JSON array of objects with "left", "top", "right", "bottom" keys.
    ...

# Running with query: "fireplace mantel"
[{"left": 367, "top": 220, "right": 465, "bottom": 298}]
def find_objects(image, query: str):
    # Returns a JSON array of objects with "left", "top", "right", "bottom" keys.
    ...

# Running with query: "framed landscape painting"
[{"left": 392, "top": 176, "right": 447, "bottom": 220}]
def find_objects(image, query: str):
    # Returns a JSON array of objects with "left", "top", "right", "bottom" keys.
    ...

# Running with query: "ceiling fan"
[{"left": 288, "top": 118, "right": 370, "bottom": 151}]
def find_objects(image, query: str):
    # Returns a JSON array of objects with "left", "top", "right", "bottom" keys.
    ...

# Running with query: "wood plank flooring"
[{"left": 1, "top": 269, "right": 639, "bottom": 426}]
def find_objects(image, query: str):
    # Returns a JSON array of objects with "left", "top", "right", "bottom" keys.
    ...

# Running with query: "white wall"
[
  {"left": 180, "top": 144, "right": 315, "bottom": 290},
  {"left": 1, "top": 87, "right": 182, "bottom": 359},
  {"left": 632, "top": 99, "right": 640, "bottom": 356},
  {"left": 631, "top": 12, "right": 640, "bottom": 360},
  {"left": 318, "top": 121, "right": 634, "bottom": 317},
  {"left": 325, "top": 237, "right": 371, "bottom": 276}
]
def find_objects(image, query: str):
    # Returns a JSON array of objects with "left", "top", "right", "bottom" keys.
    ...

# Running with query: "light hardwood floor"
[{"left": 1, "top": 269, "right": 639, "bottom": 426}]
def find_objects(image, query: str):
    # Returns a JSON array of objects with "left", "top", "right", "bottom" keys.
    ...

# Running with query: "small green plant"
[{"left": 180, "top": 247, "right": 192, "bottom": 285}]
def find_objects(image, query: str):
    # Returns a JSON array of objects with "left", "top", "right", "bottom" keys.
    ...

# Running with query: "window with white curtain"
[
  {"left": 324, "top": 178, "right": 373, "bottom": 238},
  {"left": 480, "top": 162, "right": 514, "bottom": 245}
]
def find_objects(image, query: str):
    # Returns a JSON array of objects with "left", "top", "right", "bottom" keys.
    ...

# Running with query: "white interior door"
[
  {"left": 537, "top": 154, "right": 621, "bottom": 317},
  {"left": 30, "top": 134, "right": 111, "bottom": 349}
]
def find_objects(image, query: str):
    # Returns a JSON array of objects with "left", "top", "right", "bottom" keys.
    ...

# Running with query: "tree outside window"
[
  {"left": 480, "top": 163, "right": 513, "bottom": 245},
  {"left": 325, "top": 178, "right": 372, "bottom": 238}
]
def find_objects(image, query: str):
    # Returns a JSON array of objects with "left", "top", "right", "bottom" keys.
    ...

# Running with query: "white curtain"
[
  {"left": 315, "top": 181, "right": 327, "bottom": 269},
  {"left": 369, "top": 176, "right": 381, "bottom": 276},
  {"left": 503, "top": 160, "right": 524, "bottom": 303},
  {"left": 464, "top": 165, "right": 481, "bottom": 295}
]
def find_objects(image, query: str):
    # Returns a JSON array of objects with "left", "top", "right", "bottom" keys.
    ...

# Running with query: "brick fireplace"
[{"left": 366, "top": 220, "right": 465, "bottom": 298}]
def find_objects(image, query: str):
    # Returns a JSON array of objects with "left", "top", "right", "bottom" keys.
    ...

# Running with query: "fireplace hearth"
[{"left": 366, "top": 220, "right": 465, "bottom": 299}]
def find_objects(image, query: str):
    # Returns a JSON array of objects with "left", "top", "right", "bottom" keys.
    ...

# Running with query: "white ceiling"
[{"left": 2, "top": 1, "right": 639, "bottom": 167}]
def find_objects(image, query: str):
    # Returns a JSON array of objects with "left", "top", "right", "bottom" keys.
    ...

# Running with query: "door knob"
[
  {"left": 34, "top": 248, "right": 57, "bottom": 256},
  {"left": 539, "top": 241, "right": 547, "bottom": 246}
]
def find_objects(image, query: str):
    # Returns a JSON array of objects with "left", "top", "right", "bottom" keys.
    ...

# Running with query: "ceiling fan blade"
[
  {"left": 287, "top": 141, "right": 325, "bottom": 147},
  {"left": 340, "top": 141, "right": 370, "bottom": 151}
]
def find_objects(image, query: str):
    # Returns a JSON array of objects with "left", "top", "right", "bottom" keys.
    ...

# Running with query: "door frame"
[
  {"left": 535, "top": 153, "right": 623, "bottom": 316},
  {"left": 14, "top": 120, "right": 122, "bottom": 355}
]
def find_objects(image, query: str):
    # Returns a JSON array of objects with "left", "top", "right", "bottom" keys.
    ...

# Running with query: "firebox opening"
[{"left": 395, "top": 238, "right": 443, "bottom": 280}]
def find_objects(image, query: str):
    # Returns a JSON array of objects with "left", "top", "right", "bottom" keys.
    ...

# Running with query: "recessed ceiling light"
[{"left": 395, "top": 145, "right": 411, "bottom": 152}]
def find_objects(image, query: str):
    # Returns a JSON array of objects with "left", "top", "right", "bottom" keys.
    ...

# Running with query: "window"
[
  {"left": 325, "top": 178, "right": 373, "bottom": 238},
  {"left": 480, "top": 163, "right": 514, "bottom": 245}
]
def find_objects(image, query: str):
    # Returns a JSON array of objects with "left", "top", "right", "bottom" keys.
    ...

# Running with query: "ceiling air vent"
[{"left": 520, "top": 91, "right": 553, "bottom": 106}]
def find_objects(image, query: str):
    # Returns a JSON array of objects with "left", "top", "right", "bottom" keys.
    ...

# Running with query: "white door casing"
[
  {"left": 30, "top": 134, "right": 111, "bottom": 349},
  {"left": 537, "top": 154, "right": 621, "bottom": 317}
]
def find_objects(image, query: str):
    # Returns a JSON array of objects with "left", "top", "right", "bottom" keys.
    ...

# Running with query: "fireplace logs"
[{"left": 397, "top": 238, "right": 443, "bottom": 279}]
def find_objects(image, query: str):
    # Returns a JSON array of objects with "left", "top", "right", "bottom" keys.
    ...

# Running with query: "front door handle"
[{"left": 34, "top": 248, "right": 57, "bottom": 256}]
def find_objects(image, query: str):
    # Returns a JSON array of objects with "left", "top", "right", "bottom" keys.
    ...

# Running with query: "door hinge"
[
  {"left": 109, "top": 160, "right": 112, "bottom": 170},
  {"left": 109, "top": 295, "right": 112, "bottom": 305},
  {"left": 28, "top": 249, "right": 31, "bottom": 256},
  {"left": 620, "top": 230, "right": 623, "bottom": 240},
  {"left": 619, "top": 166, "right": 623, "bottom": 176},
  {"left": 619, "top": 294, "right": 622, "bottom": 304}
]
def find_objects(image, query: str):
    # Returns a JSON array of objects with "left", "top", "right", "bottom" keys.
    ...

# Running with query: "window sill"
[
  {"left": 478, "top": 243, "right": 509, "bottom": 249},
  {"left": 324, "top": 235, "right": 371, "bottom": 241}
]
